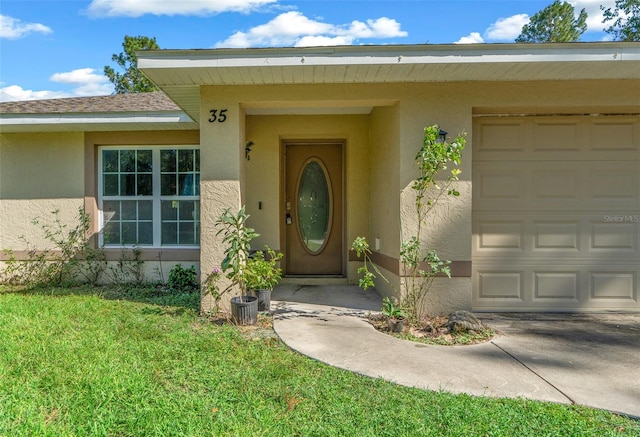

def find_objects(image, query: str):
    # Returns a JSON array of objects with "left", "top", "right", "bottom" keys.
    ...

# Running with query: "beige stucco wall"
[
  {"left": 364, "top": 104, "right": 401, "bottom": 297},
  {"left": 197, "top": 79, "right": 639, "bottom": 315},
  {"left": 393, "top": 79, "right": 638, "bottom": 314},
  {"left": 0, "top": 132, "right": 85, "bottom": 250},
  {"left": 244, "top": 114, "right": 370, "bottom": 253},
  {"left": 0, "top": 130, "right": 201, "bottom": 284},
  {"left": 199, "top": 87, "right": 245, "bottom": 313}
]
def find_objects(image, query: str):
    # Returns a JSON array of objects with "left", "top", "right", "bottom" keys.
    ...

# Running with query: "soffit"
[{"left": 138, "top": 43, "right": 640, "bottom": 122}]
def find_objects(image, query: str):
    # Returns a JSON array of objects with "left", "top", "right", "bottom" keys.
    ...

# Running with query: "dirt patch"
[
  {"left": 367, "top": 313, "right": 495, "bottom": 346},
  {"left": 206, "top": 312, "right": 279, "bottom": 342}
]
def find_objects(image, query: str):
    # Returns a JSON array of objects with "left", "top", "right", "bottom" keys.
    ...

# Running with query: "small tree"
[
  {"left": 602, "top": 0, "right": 640, "bottom": 42},
  {"left": 352, "top": 125, "right": 466, "bottom": 324},
  {"left": 215, "top": 207, "right": 259, "bottom": 301},
  {"left": 516, "top": 0, "right": 588, "bottom": 43},
  {"left": 104, "top": 35, "right": 159, "bottom": 94},
  {"left": 399, "top": 126, "right": 466, "bottom": 323}
]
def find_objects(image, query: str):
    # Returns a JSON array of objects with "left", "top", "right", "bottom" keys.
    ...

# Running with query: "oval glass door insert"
[{"left": 297, "top": 158, "right": 332, "bottom": 254}]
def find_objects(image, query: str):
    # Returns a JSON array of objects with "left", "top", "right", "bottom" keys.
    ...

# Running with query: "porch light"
[{"left": 438, "top": 129, "right": 448, "bottom": 143}]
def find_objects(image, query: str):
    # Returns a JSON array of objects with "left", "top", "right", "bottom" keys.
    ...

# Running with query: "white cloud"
[
  {"left": 50, "top": 67, "right": 114, "bottom": 96},
  {"left": 215, "top": 11, "right": 407, "bottom": 48},
  {"left": 0, "top": 14, "right": 52, "bottom": 39},
  {"left": 87, "top": 0, "right": 276, "bottom": 17},
  {"left": 0, "top": 68, "right": 113, "bottom": 102},
  {"left": 296, "top": 35, "right": 355, "bottom": 47},
  {"left": 485, "top": 14, "right": 530, "bottom": 41},
  {"left": 453, "top": 13, "right": 529, "bottom": 44},
  {"left": 345, "top": 17, "right": 407, "bottom": 39},
  {"left": 454, "top": 1, "right": 615, "bottom": 45},
  {"left": 454, "top": 32, "right": 484, "bottom": 44},
  {"left": 575, "top": 0, "right": 616, "bottom": 33},
  {"left": 0, "top": 85, "right": 68, "bottom": 102}
]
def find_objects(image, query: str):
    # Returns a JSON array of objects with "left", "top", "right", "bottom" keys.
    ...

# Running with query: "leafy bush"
[
  {"left": 381, "top": 297, "right": 407, "bottom": 320},
  {"left": 0, "top": 207, "right": 106, "bottom": 286},
  {"left": 167, "top": 264, "right": 198, "bottom": 292},
  {"left": 244, "top": 247, "right": 283, "bottom": 291}
]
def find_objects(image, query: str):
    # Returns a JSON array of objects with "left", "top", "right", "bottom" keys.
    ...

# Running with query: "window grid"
[{"left": 99, "top": 146, "right": 200, "bottom": 248}]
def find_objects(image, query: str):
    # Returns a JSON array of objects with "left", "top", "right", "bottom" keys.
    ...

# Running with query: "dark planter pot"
[
  {"left": 387, "top": 317, "right": 406, "bottom": 333},
  {"left": 230, "top": 296, "right": 258, "bottom": 325},
  {"left": 252, "top": 288, "right": 272, "bottom": 311}
]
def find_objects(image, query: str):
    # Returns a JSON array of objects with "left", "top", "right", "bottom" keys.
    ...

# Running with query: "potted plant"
[
  {"left": 215, "top": 206, "right": 259, "bottom": 325},
  {"left": 244, "top": 247, "right": 283, "bottom": 311},
  {"left": 382, "top": 297, "right": 407, "bottom": 333}
]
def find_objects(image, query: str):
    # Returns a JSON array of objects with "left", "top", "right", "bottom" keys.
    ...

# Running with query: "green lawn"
[{"left": 0, "top": 286, "right": 637, "bottom": 436}]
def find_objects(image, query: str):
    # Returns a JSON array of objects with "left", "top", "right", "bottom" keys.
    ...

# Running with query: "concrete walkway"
[{"left": 271, "top": 283, "right": 640, "bottom": 418}]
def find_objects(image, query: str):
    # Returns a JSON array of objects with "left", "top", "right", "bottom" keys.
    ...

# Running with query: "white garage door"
[{"left": 473, "top": 115, "right": 640, "bottom": 311}]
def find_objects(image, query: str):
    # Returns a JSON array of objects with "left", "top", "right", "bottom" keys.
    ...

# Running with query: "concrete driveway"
[
  {"left": 272, "top": 284, "right": 640, "bottom": 418},
  {"left": 485, "top": 312, "right": 640, "bottom": 417}
]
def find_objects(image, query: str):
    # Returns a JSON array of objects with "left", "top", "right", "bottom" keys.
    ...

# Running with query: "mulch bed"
[{"left": 367, "top": 313, "right": 495, "bottom": 346}]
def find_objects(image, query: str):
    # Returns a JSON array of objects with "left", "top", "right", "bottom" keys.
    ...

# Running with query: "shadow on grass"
[{"left": 0, "top": 283, "right": 201, "bottom": 314}]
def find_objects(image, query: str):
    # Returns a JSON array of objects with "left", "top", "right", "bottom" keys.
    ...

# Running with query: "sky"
[{"left": 0, "top": 0, "right": 618, "bottom": 102}]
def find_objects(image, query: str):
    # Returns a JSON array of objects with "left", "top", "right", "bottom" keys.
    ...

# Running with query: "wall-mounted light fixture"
[
  {"left": 245, "top": 141, "right": 254, "bottom": 160},
  {"left": 438, "top": 129, "right": 448, "bottom": 143}
]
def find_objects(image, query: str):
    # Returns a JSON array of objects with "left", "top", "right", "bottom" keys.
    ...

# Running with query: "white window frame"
[{"left": 98, "top": 145, "right": 200, "bottom": 248}]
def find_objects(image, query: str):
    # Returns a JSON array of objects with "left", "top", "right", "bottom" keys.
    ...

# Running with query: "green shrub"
[
  {"left": 167, "top": 264, "right": 198, "bottom": 292},
  {"left": 0, "top": 207, "right": 106, "bottom": 286}
]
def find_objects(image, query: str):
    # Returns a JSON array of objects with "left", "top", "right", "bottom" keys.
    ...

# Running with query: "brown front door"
[{"left": 284, "top": 142, "right": 343, "bottom": 276}]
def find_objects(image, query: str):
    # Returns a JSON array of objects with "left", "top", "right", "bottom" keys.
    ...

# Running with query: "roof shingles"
[{"left": 0, "top": 92, "right": 180, "bottom": 114}]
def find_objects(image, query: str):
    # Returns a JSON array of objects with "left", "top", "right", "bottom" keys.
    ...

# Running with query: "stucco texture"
[
  {"left": 196, "top": 79, "right": 638, "bottom": 315},
  {"left": 0, "top": 132, "right": 85, "bottom": 249}
]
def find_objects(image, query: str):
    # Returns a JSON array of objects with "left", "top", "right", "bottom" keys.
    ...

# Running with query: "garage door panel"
[
  {"left": 534, "top": 222, "right": 580, "bottom": 250},
  {"left": 533, "top": 271, "right": 580, "bottom": 301},
  {"left": 477, "top": 161, "right": 638, "bottom": 210},
  {"left": 590, "top": 272, "right": 637, "bottom": 301},
  {"left": 589, "top": 119, "right": 638, "bottom": 152},
  {"left": 532, "top": 121, "right": 581, "bottom": 152},
  {"left": 474, "top": 263, "right": 640, "bottom": 310},
  {"left": 475, "top": 213, "right": 639, "bottom": 258},
  {"left": 532, "top": 168, "right": 581, "bottom": 200},
  {"left": 475, "top": 270, "right": 524, "bottom": 300},
  {"left": 476, "top": 170, "right": 524, "bottom": 201},
  {"left": 473, "top": 115, "right": 640, "bottom": 312},
  {"left": 475, "top": 117, "right": 639, "bottom": 162},
  {"left": 590, "top": 221, "right": 637, "bottom": 251},
  {"left": 476, "top": 221, "right": 525, "bottom": 251},
  {"left": 589, "top": 166, "right": 639, "bottom": 203},
  {"left": 476, "top": 120, "right": 527, "bottom": 153}
]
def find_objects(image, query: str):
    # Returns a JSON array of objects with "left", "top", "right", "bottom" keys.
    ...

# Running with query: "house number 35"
[{"left": 208, "top": 109, "right": 228, "bottom": 123}]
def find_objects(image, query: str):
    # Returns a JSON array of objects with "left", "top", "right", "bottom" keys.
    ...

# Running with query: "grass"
[{"left": 0, "top": 285, "right": 638, "bottom": 436}]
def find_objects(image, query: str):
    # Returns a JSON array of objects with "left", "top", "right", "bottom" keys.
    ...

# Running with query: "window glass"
[
  {"left": 162, "top": 222, "right": 178, "bottom": 245},
  {"left": 137, "top": 150, "right": 152, "bottom": 172},
  {"left": 161, "top": 150, "right": 176, "bottom": 173},
  {"left": 100, "top": 147, "right": 199, "bottom": 247},
  {"left": 138, "top": 223, "right": 153, "bottom": 245},
  {"left": 137, "top": 174, "right": 153, "bottom": 196},
  {"left": 161, "top": 174, "right": 176, "bottom": 196},
  {"left": 103, "top": 150, "right": 118, "bottom": 172},
  {"left": 103, "top": 174, "right": 119, "bottom": 196},
  {"left": 120, "top": 150, "right": 135, "bottom": 172},
  {"left": 160, "top": 200, "right": 199, "bottom": 246},
  {"left": 178, "top": 149, "right": 194, "bottom": 172}
]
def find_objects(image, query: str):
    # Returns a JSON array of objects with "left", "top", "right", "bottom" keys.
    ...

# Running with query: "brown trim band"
[
  {"left": 1, "top": 249, "right": 200, "bottom": 262},
  {"left": 348, "top": 250, "right": 471, "bottom": 278},
  {"left": 103, "top": 249, "right": 200, "bottom": 262}
]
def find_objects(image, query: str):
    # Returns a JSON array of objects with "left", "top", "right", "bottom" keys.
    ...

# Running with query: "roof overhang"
[
  {"left": 0, "top": 111, "right": 196, "bottom": 133},
  {"left": 138, "top": 42, "right": 640, "bottom": 121}
]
